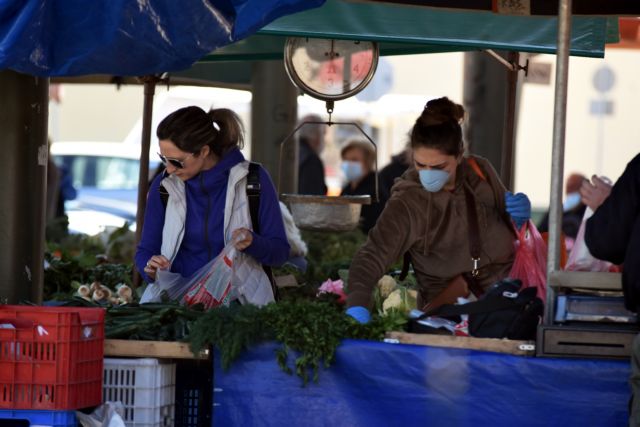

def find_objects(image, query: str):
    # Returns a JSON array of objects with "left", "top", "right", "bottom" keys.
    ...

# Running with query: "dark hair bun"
[
  {"left": 410, "top": 97, "right": 464, "bottom": 156},
  {"left": 421, "top": 97, "right": 465, "bottom": 126}
]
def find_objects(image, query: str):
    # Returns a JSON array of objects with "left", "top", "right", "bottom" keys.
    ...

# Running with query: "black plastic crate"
[{"left": 175, "top": 360, "right": 212, "bottom": 427}]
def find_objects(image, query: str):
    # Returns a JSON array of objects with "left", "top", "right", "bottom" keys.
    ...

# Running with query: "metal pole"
[
  {"left": 133, "top": 76, "right": 158, "bottom": 287},
  {"left": 0, "top": 71, "right": 48, "bottom": 304},
  {"left": 485, "top": 49, "right": 516, "bottom": 71},
  {"left": 545, "top": 0, "right": 572, "bottom": 324},
  {"left": 500, "top": 51, "right": 519, "bottom": 189}
]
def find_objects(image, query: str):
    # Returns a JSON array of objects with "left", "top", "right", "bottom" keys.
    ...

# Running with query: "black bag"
[{"left": 414, "top": 279, "right": 544, "bottom": 340}]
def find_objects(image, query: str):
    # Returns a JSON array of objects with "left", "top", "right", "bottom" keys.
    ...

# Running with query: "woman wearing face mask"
[
  {"left": 135, "top": 106, "right": 290, "bottom": 306},
  {"left": 345, "top": 97, "right": 531, "bottom": 324},
  {"left": 537, "top": 173, "right": 587, "bottom": 241},
  {"left": 340, "top": 139, "right": 383, "bottom": 233}
]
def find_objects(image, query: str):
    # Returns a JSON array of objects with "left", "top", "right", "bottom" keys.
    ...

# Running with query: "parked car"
[{"left": 51, "top": 142, "right": 161, "bottom": 235}]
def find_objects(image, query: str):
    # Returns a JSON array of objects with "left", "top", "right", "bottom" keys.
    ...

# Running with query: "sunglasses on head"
[{"left": 157, "top": 152, "right": 193, "bottom": 169}]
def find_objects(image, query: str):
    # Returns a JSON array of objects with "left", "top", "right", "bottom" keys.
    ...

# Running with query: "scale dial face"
[{"left": 284, "top": 37, "right": 379, "bottom": 101}]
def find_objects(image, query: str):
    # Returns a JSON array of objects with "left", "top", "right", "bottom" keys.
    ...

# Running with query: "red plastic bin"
[{"left": 0, "top": 305, "right": 105, "bottom": 410}]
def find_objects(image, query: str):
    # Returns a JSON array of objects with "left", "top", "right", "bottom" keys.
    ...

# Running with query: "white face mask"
[
  {"left": 341, "top": 161, "right": 364, "bottom": 183},
  {"left": 563, "top": 192, "right": 582, "bottom": 211}
]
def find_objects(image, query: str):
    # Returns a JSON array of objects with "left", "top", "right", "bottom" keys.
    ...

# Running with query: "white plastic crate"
[{"left": 103, "top": 358, "right": 176, "bottom": 427}]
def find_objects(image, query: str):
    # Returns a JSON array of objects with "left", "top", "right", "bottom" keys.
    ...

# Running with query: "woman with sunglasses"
[{"left": 135, "top": 106, "right": 290, "bottom": 306}]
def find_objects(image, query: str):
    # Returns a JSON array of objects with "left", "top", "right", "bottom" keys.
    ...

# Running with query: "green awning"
[{"left": 199, "top": 0, "right": 615, "bottom": 62}]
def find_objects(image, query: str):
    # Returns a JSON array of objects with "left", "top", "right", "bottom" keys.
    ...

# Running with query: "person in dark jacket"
[
  {"left": 297, "top": 115, "right": 327, "bottom": 195},
  {"left": 584, "top": 161, "right": 635, "bottom": 310},
  {"left": 583, "top": 156, "right": 639, "bottom": 427},
  {"left": 340, "top": 139, "right": 383, "bottom": 233},
  {"left": 378, "top": 145, "right": 411, "bottom": 206}
]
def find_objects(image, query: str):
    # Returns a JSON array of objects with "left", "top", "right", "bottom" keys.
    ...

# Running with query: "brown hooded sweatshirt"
[{"left": 346, "top": 155, "right": 516, "bottom": 309}]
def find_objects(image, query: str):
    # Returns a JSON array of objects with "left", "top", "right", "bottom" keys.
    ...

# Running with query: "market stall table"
[
  {"left": 213, "top": 339, "right": 629, "bottom": 426},
  {"left": 104, "top": 339, "right": 209, "bottom": 360}
]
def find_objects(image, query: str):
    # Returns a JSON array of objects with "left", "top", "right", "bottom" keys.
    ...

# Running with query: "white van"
[{"left": 51, "top": 141, "right": 160, "bottom": 235}]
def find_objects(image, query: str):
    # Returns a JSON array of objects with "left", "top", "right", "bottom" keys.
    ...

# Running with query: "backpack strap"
[
  {"left": 158, "top": 169, "right": 170, "bottom": 208},
  {"left": 247, "top": 163, "right": 261, "bottom": 233},
  {"left": 467, "top": 157, "right": 487, "bottom": 181},
  {"left": 399, "top": 252, "right": 412, "bottom": 281},
  {"left": 246, "top": 162, "right": 279, "bottom": 300},
  {"left": 159, "top": 184, "right": 169, "bottom": 208},
  {"left": 467, "top": 155, "right": 517, "bottom": 237},
  {"left": 463, "top": 183, "right": 483, "bottom": 279}
]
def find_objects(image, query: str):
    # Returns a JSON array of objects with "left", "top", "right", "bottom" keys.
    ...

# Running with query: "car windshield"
[{"left": 58, "top": 155, "right": 140, "bottom": 190}]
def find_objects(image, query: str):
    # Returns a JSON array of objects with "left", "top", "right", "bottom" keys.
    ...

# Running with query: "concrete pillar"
[
  {"left": 500, "top": 52, "right": 520, "bottom": 190},
  {"left": 0, "top": 70, "right": 49, "bottom": 304},
  {"left": 463, "top": 51, "right": 524, "bottom": 189},
  {"left": 463, "top": 51, "right": 510, "bottom": 180},
  {"left": 250, "top": 60, "right": 298, "bottom": 194}
]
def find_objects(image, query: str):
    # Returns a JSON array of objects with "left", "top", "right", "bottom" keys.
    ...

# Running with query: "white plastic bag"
[
  {"left": 565, "top": 207, "right": 616, "bottom": 272},
  {"left": 139, "top": 269, "right": 194, "bottom": 303},
  {"left": 141, "top": 241, "right": 238, "bottom": 307},
  {"left": 77, "top": 401, "right": 126, "bottom": 427}
]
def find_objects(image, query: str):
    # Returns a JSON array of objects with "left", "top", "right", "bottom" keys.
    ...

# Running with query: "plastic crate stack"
[
  {"left": 103, "top": 358, "right": 176, "bottom": 427},
  {"left": 0, "top": 305, "right": 105, "bottom": 427}
]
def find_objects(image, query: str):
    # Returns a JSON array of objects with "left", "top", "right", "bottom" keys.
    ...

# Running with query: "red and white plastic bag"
[
  {"left": 508, "top": 220, "right": 548, "bottom": 301},
  {"left": 183, "top": 242, "right": 238, "bottom": 309}
]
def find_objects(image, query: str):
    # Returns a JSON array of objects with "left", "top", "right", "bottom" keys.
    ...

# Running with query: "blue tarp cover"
[
  {"left": 214, "top": 339, "right": 630, "bottom": 426},
  {"left": 0, "top": 0, "right": 324, "bottom": 76}
]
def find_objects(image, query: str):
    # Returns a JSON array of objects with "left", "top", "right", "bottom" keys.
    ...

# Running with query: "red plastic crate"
[{"left": 0, "top": 305, "right": 105, "bottom": 410}]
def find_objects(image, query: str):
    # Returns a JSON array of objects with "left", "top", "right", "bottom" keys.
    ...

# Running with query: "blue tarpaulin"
[
  {"left": 214, "top": 339, "right": 630, "bottom": 426},
  {"left": 0, "top": 0, "right": 324, "bottom": 76}
]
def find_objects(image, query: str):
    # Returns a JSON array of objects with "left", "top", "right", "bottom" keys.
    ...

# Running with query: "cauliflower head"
[
  {"left": 377, "top": 275, "right": 398, "bottom": 299},
  {"left": 382, "top": 287, "right": 417, "bottom": 315}
]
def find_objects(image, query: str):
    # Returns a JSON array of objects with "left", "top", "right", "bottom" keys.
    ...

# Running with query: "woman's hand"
[
  {"left": 580, "top": 175, "right": 612, "bottom": 211},
  {"left": 232, "top": 228, "right": 253, "bottom": 251},
  {"left": 143, "top": 255, "right": 170, "bottom": 281}
]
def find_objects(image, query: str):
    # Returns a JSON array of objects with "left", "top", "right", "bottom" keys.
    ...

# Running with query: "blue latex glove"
[
  {"left": 505, "top": 191, "right": 531, "bottom": 229},
  {"left": 346, "top": 306, "right": 371, "bottom": 324}
]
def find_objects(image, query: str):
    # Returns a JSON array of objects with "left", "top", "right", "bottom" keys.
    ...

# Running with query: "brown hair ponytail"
[
  {"left": 156, "top": 106, "right": 244, "bottom": 158},
  {"left": 208, "top": 108, "right": 244, "bottom": 157}
]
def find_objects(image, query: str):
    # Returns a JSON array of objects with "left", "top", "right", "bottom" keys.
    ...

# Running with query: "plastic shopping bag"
[
  {"left": 565, "top": 207, "right": 618, "bottom": 272},
  {"left": 140, "top": 240, "right": 239, "bottom": 306},
  {"left": 508, "top": 220, "right": 547, "bottom": 301},
  {"left": 139, "top": 269, "right": 195, "bottom": 303},
  {"left": 182, "top": 242, "right": 237, "bottom": 309},
  {"left": 77, "top": 402, "right": 126, "bottom": 427}
]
